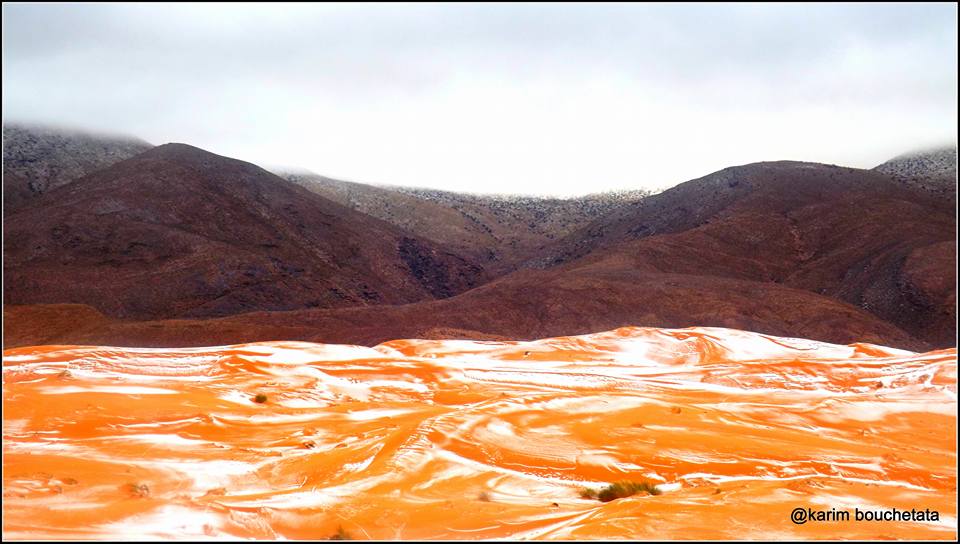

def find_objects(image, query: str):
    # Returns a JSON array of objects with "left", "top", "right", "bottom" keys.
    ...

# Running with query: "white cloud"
[{"left": 2, "top": 2, "right": 956, "bottom": 196}]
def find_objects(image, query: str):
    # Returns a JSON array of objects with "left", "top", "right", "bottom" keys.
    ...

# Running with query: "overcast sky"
[{"left": 3, "top": 3, "right": 957, "bottom": 196}]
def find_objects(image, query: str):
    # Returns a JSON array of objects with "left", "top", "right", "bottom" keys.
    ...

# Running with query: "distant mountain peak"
[
  {"left": 874, "top": 145, "right": 957, "bottom": 181},
  {"left": 139, "top": 142, "right": 229, "bottom": 161},
  {"left": 880, "top": 144, "right": 957, "bottom": 162},
  {"left": 3, "top": 123, "right": 153, "bottom": 213},
  {"left": 2, "top": 121, "right": 151, "bottom": 146},
  {"left": 4, "top": 141, "right": 488, "bottom": 320}
]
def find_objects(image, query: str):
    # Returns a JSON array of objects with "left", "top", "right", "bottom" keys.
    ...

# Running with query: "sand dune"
[{"left": 2, "top": 326, "right": 956, "bottom": 540}]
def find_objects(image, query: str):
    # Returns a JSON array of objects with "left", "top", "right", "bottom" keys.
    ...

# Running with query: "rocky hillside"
[
  {"left": 283, "top": 172, "right": 502, "bottom": 267},
  {"left": 874, "top": 145, "right": 957, "bottom": 196},
  {"left": 395, "top": 186, "right": 654, "bottom": 246},
  {"left": 284, "top": 171, "right": 651, "bottom": 272},
  {"left": 525, "top": 161, "right": 955, "bottom": 348},
  {"left": 4, "top": 143, "right": 487, "bottom": 319},
  {"left": 3, "top": 123, "right": 152, "bottom": 213},
  {"left": 11, "top": 160, "right": 953, "bottom": 351}
]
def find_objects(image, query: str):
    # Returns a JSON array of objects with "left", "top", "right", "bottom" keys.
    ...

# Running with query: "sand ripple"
[{"left": 3, "top": 326, "right": 956, "bottom": 539}]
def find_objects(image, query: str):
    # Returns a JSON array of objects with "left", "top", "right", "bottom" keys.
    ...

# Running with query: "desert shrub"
[
  {"left": 125, "top": 482, "right": 150, "bottom": 498},
  {"left": 328, "top": 525, "right": 352, "bottom": 540},
  {"left": 580, "top": 480, "right": 661, "bottom": 502},
  {"left": 597, "top": 480, "right": 661, "bottom": 502}
]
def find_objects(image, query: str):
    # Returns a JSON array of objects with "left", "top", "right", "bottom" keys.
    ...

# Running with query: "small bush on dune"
[
  {"left": 328, "top": 525, "right": 352, "bottom": 540},
  {"left": 598, "top": 480, "right": 662, "bottom": 501},
  {"left": 580, "top": 480, "right": 661, "bottom": 502},
  {"left": 124, "top": 482, "right": 150, "bottom": 498}
]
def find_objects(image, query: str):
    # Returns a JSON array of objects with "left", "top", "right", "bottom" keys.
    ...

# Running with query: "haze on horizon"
[{"left": 2, "top": 2, "right": 957, "bottom": 196}]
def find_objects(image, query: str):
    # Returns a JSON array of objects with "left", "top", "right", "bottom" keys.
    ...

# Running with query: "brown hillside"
[
  {"left": 530, "top": 161, "right": 955, "bottom": 347},
  {"left": 3, "top": 144, "right": 487, "bottom": 319},
  {"left": 2, "top": 267, "right": 924, "bottom": 350},
  {"left": 286, "top": 172, "right": 650, "bottom": 273},
  {"left": 3, "top": 158, "right": 954, "bottom": 352}
]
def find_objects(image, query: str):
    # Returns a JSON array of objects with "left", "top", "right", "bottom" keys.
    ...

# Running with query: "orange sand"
[{"left": 2, "top": 326, "right": 956, "bottom": 540}]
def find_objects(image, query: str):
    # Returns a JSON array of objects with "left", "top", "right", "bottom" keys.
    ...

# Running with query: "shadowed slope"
[
  {"left": 2, "top": 269, "right": 924, "bottom": 350},
  {"left": 286, "top": 172, "right": 650, "bottom": 273}
]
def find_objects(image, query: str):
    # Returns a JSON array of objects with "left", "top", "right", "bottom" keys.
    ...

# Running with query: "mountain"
[
  {"left": 3, "top": 143, "right": 487, "bottom": 319},
  {"left": 874, "top": 145, "right": 957, "bottom": 195},
  {"left": 284, "top": 172, "right": 650, "bottom": 273},
  {"left": 3, "top": 152, "right": 954, "bottom": 352},
  {"left": 2, "top": 123, "right": 152, "bottom": 213},
  {"left": 523, "top": 161, "right": 955, "bottom": 346},
  {"left": 283, "top": 173, "right": 506, "bottom": 268},
  {"left": 6, "top": 162, "right": 952, "bottom": 351}
]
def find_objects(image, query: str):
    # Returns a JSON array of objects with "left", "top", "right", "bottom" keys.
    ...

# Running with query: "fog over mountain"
[
  {"left": 874, "top": 145, "right": 957, "bottom": 196},
  {"left": 2, "top": 122, "right": 151, "bottom": 213}
]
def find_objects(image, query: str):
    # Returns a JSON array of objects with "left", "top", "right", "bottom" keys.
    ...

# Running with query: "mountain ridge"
[
  {"left": 3, "top": 123, "right": 153, "bottom": 213},
  {"left": 2, "top": 134, "right": 955, "bottom": 351},
  {"left": 3, "top": 142, "right": 488, "bottom": 319},
  {"left": 873, "top": 145, "right": 957, "bottom": 197},
  {"left": 284, "top": 171, "right": 653, "bottom": 272}
]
